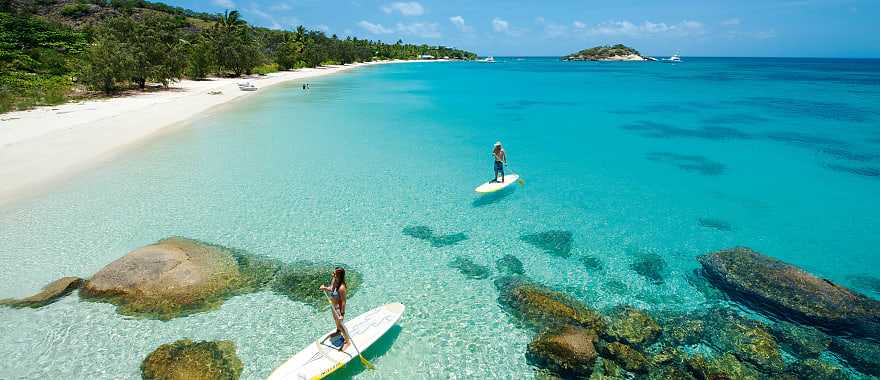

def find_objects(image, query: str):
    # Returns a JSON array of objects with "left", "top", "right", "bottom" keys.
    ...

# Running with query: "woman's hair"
[{"left": 332, "top": 267, "right": 346, "bottom": 290}]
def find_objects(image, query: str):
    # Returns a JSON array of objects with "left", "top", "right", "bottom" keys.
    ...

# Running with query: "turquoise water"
[{"left": 1, "top": 58, "right": 879, "bottom": 378}]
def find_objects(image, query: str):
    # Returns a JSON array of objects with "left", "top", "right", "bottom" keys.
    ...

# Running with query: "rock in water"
[
  {"left": 495, "top": 254, "right": 525, "bottom": 275},
  {"left": 494, "top": 276, "right": 604, "bottom": 331},
  {"left": 657, "top": 312, "right": 706, "bottom": 346},
  {"left": 602, "top": 306, "right": 662, "bottom": 349},
  {"left": 770, "top": 321, "right": 830, "bottom": 359},
  {"left": 686, "top": 353, "right": 762, "bottom": 380},
  {"left": 80, "top": 237, "right": 243, "bottom": 320},
  {"left": 0, "top": 277, "right": 83, "bottom": 308},
  {"left": 630, "top": 253, "right": 666, "bottom": 284},
  {"left": 141, "top": 339, "right": 243, "bottom": 380},
  {"left": 596, "top": 341, "right": 649, "bottom": 374},
  {"left": 829, "top": 337, "right": 880, "bottom": 376},
  {"left": 702, "top": 308, "right": 784, "bottom": 374},
  {"left": 526, "top": 325, "right": 598, "bottom": 378},
  {"left": 269, "top": 262, "right": 361, "bottom": 308},
  {"left": 448, "top": 257, "right": 491, "bottom": 280},
  {"left": 786, "top": 359, "right": 849, "bottom": 380},
  {"left": 520, "top": 231, "right": 573, "bottom": 257},
  {"left": 698, "top": 247, "right": 880, "bottom": 339}
]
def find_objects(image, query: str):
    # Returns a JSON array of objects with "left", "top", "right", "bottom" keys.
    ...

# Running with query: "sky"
[{"left": 165, "top": 0, "right": 880, "bottom": 57}]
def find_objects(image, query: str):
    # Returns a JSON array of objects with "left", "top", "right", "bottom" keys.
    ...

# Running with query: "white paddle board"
[
  {"left": 268, "top": 303, "right": 405, "bottom": 380},
  {"left": 475, "top": 174, "right": 520, "bottom": 193}
]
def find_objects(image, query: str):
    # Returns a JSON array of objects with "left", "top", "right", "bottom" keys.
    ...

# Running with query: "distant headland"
[{"left": 561, "top": 44, "right": 651, "bottom": 61}]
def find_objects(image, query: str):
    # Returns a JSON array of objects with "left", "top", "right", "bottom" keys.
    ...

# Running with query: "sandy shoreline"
[{"left": 0, "top": 59, "right": 443, "bottom": 206}]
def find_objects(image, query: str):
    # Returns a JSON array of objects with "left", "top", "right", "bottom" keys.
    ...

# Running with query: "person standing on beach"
[
  {"left": 319, "top": 267, "right": 348, "bottom": 349},
  {"left": 492, "top": 141, "right": 508, "bottom": 182}
]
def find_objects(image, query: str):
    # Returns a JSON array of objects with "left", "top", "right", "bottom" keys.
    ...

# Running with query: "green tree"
[{"left": 80, "top": 32, "right": 132, "bottom": 94}]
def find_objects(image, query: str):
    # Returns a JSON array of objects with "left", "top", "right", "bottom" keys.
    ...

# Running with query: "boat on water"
[
  {"left": 662, "top": 54, "right": 682, "bottom": 63},
  {"left": 477, "top": 56, "right": 496, "bottom": 63}
]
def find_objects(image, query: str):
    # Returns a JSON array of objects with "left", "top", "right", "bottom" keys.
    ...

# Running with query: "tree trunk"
[{"left": 136, "top": 78, "right": 146, "bottom": 90}]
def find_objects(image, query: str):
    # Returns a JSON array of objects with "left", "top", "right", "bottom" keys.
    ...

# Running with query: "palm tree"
[{"left": 215, "top": 10, "right": 245, "bottom": 32}]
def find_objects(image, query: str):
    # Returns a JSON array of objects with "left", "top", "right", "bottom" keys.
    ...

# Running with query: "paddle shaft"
[{"left": 322, "top": 290, "right": 374, "bottom": 369}]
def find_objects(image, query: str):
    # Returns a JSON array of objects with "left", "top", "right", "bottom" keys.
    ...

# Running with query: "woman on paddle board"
[
  {"left": 492, "top": 141, "right": 508, "bottom": 183},
  {"left": 320, "top": 267, "right": 348, "bottom": 347}
]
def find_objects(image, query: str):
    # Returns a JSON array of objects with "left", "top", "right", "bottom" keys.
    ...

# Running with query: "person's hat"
[{"left": 494, "top": 141, "right": 501, "bottom": 147}]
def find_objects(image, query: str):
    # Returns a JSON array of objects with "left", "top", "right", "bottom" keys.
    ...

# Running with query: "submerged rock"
[
  {"left": 0, "top": 277, "right": 83, "bottom": 308},
  {"left": 630, "top": 253, "right": 667, "bottom": 284},
  {"left": 596, "top": 341, "right": 649, "bottom": 374},
  {"left": 686, "top": 353, "right": 762, "bottom": 380},
  {"left": 496, "top": 254, "right": 525, "bottom": 275},
  {"left": 786, "top": 359, "right": 850, "bottom": 380},
  {"left": 771, "top": 321, "right": 830, "bottom": 359},
  {"left": 581, "top": 255, "right": 603, "bottom": 271},
  {"left": 658, "top": 312, "right": 706, "bottom": 346},
  {"left": 520, "top": 231, "right": 573, "bottom": 258},
  {"left": 588, "top": 357, "right": 627, "bottom": 380},
  {"left": 829, "top": 337, "right": 880, "bottom": 376},
  {"left": 698, "top": 247, "right": 880, "bottom": 339},
  {"left": 495, "top": 276, "right": 604, "bottom": 331},
  {"left": 847, "top": 274, "right": 880, "bottom": 295},
  {"left": 703, "top": 308, "right": 784, "bottom": 374},
  {"left": 402, "top": 225, "right": 468, "bottom": 248},
  {"left": 697, "top": 218, "right": 733, "bottom": 231},
  {"left": 602, "top": 305, "right": 661, "bottom": 348},
  {"left": 526, "top": 325, "right": 598, "bottom": 378},
  {"left": 448, "top": 257, "right": 491, "bottom": 280},
  {"left": 80, "top": 237, "right": 244, "bottom": 320},
  {"left": 685, "top": 269, "right": 725, "bottom": 302},
  {"left": 141, "top": 339, "right": 243, "bottom": 380},
  {"left": 269, "top": 262, "right": 361, "bottom": 308}
]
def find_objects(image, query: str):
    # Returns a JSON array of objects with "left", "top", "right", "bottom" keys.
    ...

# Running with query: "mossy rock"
[
  {"left": 686, "top": 353, "right": 762, "bottom": 380},
  {"left": 650, "top": 347, "right": 688, "bottom": 368},
  {"left": 786, "top": 359, "right": 850, "bottom": 380},
  {"left": 646, "top": 366, "right": 696, "bottom": 380},
  {"left": 526, "top": 325, "right": 598, "bottom": 378},
  {"left": 596, "top": 341, "right": 649, "bottom": 374},
  {"left": 0, "top": 277, "right": 83, "bottom": 308},
  {"left": 829, "top": 337, "right": 880, "bottom": 376},
  {"left": 771, "top": 320, "right": 830, "bottom": 359},
  {"left": 270, "top": 262, "right": 361, "bottom": 308},
  {"left": 142, "top": 339, "right": 243, "bottom": 380},
  {"left": 495, "top": 276, "right": 605, "bottom": 331},
  {"left": 521, "top": 231, "right": 573, "bottom": 258},
  {"left": 703, "top": 308, "right": 784, "bottom": 374},
  {"left": 602, "top": 305, "right": 661, "bottom": 348},
  {"left": 449, "top": 257, "right": 491, "bottom": 280},
  {"left": 588, "top": 357, "right": 627, "bottom": 380},
  {"left": 658, "top": 311, "right": 706, "bottom": 346},
  {"left": 79, "top": 237, "right": 247, "bottom": 320},
  {"left": 496, "top": 254, "right": 525, "bottom": 275}
]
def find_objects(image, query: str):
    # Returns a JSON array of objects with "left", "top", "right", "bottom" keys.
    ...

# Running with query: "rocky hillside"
[{"left": 562, "top": 44, "right": 647, "bottom": 61}]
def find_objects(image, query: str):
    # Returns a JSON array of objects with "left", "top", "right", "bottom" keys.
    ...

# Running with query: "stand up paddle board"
[
  {"left": 475, "top": 174, "right": 520, "bottom": 193},
  {"left": 268, "top": 303, "right": 405, "bottom": 380}
]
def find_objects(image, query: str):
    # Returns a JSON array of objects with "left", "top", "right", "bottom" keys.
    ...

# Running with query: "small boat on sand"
[{"left": 238, "top": 82, "right": 258, "bottom": 91}]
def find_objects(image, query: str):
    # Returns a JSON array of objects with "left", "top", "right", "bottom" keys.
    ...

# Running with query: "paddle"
[
  {"left": 322, "top": 290, "right": 376, "bottom": 370},
  {"left": 505, "top": 163, "right": 526, "bottom": 187}
]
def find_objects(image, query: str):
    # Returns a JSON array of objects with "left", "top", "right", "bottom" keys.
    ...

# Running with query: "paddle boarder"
[
  {"left": 492, "top": 141, "right": 508, "bottom": 183},
  {"left": 319, "top": 267, "right": 348, "bottom": 348}
]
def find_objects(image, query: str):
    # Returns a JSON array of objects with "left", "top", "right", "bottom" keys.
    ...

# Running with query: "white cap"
[{"left": 494, "top": 141, "right": 502, "bottom": 147}]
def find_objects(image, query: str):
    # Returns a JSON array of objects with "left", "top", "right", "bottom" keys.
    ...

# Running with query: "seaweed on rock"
[
  {"left": 520, "top": 230, "right": 574, "bottom": 258},
  {"left": 448, "top": 257, "right": 491, "bottom": 280},
  {"left": 526, "top": 325, "right": 599, "bottom": 378},
  {"left": 602, "top": 305, "right": 661, "bottom": 349},
  {"left": 270, "top": 262, "right": 362, "bottom": 308},
  {"left": 494, "top": 276, "right": 604, "bottom": 332},
  {"left": 141, "top": 339, "right": 243, "bottom": 380},
  {"left": 495, "top": 254, "right": 525, "bottom": 275},
  {"left": 0, "top": 277, "right": 83, "bottom": 308}
]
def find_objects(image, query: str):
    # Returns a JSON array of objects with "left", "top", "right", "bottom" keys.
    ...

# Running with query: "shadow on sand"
[
  {"left": 325, "top": 325, "right": 403, "bottom": 379},
  {"left": 472, "top": 185, "right": 517, "bottom": 208}
]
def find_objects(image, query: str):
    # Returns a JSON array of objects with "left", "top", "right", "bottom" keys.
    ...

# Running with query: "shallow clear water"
[{"left": 1, "top": 58, "right": 879, "bottom": 379}]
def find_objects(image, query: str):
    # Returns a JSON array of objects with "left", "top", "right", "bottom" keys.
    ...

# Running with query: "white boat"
[
  {"left": 477, "top": 56, "right": 495, "bottom": 63},
  {"left": 238, "top": 81, "right": 258, "bottom": 91},
  {"left": 662, "top": 54, "right": 682, "bottom": 63}
]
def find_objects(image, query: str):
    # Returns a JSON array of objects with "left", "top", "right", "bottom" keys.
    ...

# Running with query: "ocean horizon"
[{"left": 1, "top": 57, "right": 879, "bottom": 378}]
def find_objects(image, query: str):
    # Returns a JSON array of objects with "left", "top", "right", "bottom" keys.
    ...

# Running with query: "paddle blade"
[
  {"left": 359, "top": 355, "right": 376, "bottom": 370},
  {"left": 517, "top": 178, "right": 525, "bottom": 186}
]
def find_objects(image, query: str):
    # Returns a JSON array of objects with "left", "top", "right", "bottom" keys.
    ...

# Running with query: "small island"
[{"left": 561, "top": 44, "right": 650, "bottom": 61}]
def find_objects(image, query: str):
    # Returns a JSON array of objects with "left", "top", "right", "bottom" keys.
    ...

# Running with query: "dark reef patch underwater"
[
  {"left": 645, "top": 152, "right": 726, "bottom": 176},
  {"left": 402, "top": 225, "right": 469, "bottom": 247},
  {"left": 520, "top": 230, "right": 574, "bottom": 257}
]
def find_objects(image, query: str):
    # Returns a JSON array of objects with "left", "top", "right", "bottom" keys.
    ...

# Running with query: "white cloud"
[
  {"left": 721, "top": 18, "right": 741, "bottom": 26},
  {"left": 358, "top": 20, "right": 394, "bottom": 34},
  {"left": 585, "top": 20, "right": 705, "bottom": 37},
  {"left": 270, "top": 2, "right": 291, "bottom": 11},
  {"left": 213, "top": 0, "right": 235, "bottom": 8},
  {"left": 381, "top": 2, "right": 424, "bottom": 16},
  {"left": 449, "top": 16, "right": 472, "bottom": 32},
  {"left": 573, "top": 21, "right": 586, "bottom": 29},
  {"left": 535, "top": 16, "right": 545, "bottom": 24},
  {"left": 316, "top": 24, "right": 330, "bottom": 32},
  {"left": 492, "top": 17, "right": 509, "bottom": 32}
]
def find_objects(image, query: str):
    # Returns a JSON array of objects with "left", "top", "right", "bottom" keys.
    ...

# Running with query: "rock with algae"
[
  {"left": 630, "top": 253, "right": 667, "bottom": 284},
  {"left": 269, "top": 262, "right": 362, "bottom": 308},
  {"left": 770, "top": 320, "right": 830, "bottom": 359},
  {"left": 785, "top": 359, "right": 850, "bottom": 380},
  {"left": 448, "top": 257, "right": 491, "bottom": 280},
  {"left": 657, "top": 311, "right": 706, "bottom": 346},
  {"left": 495, "top": 276, "right": 604, "bottom": 332},
  {"left": 686, "top": 353, "right": 762, "bottom": 380},
  {"left": 702, "top": 307, "right": 784, "bottom": 374},
  {"left": 526, "top": 325, "right": 598, "bottom": 378},
  {"left": 0, "top": 277, "right": 83, "bottom": 308},
  {"left": 596, "top": 341, "right": 650, "bottom": 374},
  {"left": 602, "top": 305, "right": 662, "bottom": 349},
  {"left": 141, "top": 339, "right": 243, "bottom": 380},
  {"left": 496, "top": 254, "right": 525, "bottom": 275},
  {"left": 829, "top": 337, "right": 880, "bottom": 376},
  {"left": 520, "top": 231, "right": 573, "bottom": 258},
  {"left": 698, "top": 247, "right": 880, "bottom": 340}
]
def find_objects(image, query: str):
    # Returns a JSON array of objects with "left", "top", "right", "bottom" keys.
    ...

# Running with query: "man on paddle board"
[
  {"left": 492, "top": 141, "right": 508, "bottom": 183},
  {"left": 319, "top": 267, "right": 349, "bottom": 349}
]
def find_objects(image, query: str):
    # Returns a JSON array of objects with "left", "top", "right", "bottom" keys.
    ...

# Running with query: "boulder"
[
  {"left": 829, "top": 337, "right": 880, "bottom": 376},
  {"left": 495, "top": 276, "right": 604, "bottom": 331},
  {"left": 496, "top": 254, "right": 525, "bottom": 275},
  {"left": 686, "top": 353, "right": 762, "bottom": 380},
  {"left": 786, "top": 359, "right": 850, "bottom": 380},
  {"left": 588, "top": 357, "right": 627, "bottom": 380},
  {"left": 596, "top": 341, "right": 649, "bottom": 374},
  {"left": 520, "top": 231, "right": 573, "bottom": 258},
  {"left": 0, "top": 277, "right": 83, "bottom": 308},
  {"left": 402, "top": 225, "right": 468, "bottom": 248},
  {"left": 770, "top": 321, "right": 830, "bottom": 359},
  {"left": 602, "top": 305, "right": 661, "bottom": 348},
  {"left": 703, "top": 308, "right": 784, "bottom": 374},
  {"left": 141, "top": 339, "right": 243, "bottom": 380},
  {"left": 448, "top": 257, "right": 491, "bottom": 280},
  {"left": 80, "top": 237, "right": 243, "bottom": 320},
  {"left": 658, "top": 312, "right": 705, "bottom": 346},
  {"left": 698, "top": 247, "right": 880, "bottom": 339},
  {"left": 526, "top": 325, "right": 598, "bottom": 378},
  {"left": 646, "top": 366, "right": 696, "bottom": 380}
]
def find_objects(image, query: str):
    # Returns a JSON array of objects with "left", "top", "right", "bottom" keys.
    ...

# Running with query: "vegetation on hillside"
[
  {"left": 0, "top": 0, "right": 477, "bottom": 113},
  {"left": 562, "top": 44, "right": 642, "bottom": 61}
]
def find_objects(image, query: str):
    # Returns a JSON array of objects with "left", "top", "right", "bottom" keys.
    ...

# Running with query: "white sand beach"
[{"left": 0, "top": 59, "right": 443, "bottom": 206}]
